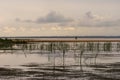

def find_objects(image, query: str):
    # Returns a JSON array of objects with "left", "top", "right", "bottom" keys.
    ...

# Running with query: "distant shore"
[
  {"left": 1, "top": 36, "right": 120, "bottom": 39},
  {"left": 1, "top": 36, "right": 120, "bottom": 42}
]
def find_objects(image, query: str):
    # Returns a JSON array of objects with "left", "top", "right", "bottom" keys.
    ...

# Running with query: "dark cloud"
[
  {"left": 16, "top": 11, "right": 120, "bottom": 27},
  {"left": 15, "top": 18, "right": 33, "bottom": 23},
  {"left": 36, "top": 11, "right": 73, "bottom": 23},
  {"left": 16, "top": 11, "right": 73, "bottom": 24},
  {"left": 85, "top": 11, "right": 95, "bottom": 19},
  {"left": 15, "top": 18, "right": 21, "bottom": 22},
  {"left": 98, "top": 19, "right": 120, "bottom": 27},
  {"left": 79, "top": 19, "right": 120, "bottom": 27},
  {"left": 24, "top": 20, "right": 33, "bottom": 23},
  {"left": 58, "top": 23, "right": 69, "bottom": 26},
  {"left": 78, "top": 11, "right": 120, "bottom": 27}
]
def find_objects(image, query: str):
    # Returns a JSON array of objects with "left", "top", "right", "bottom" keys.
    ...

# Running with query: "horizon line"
[{"left": 1, "top": 36, "right": 120, "bottom": 38}]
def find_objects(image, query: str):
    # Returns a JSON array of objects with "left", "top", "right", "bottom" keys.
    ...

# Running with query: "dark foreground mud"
[{"left": 0, "top": 62, "right": 120, "bottom": 80}]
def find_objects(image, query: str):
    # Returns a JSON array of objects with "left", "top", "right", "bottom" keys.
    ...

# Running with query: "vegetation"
[
  {"left": 0, "top": 38, "right": 13, "bottom": 49},
  {"left": 0, "top": 38, "right": 28, "bottom": 50}
]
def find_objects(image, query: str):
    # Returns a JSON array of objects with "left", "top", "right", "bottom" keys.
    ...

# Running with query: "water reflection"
[{"left": 0, "top": 42, "right": 120, "bottom": 80}]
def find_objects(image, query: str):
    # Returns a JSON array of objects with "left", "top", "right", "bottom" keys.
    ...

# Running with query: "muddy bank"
[{"left": 0, "top": 62, "right": 120, "bottom": 80}]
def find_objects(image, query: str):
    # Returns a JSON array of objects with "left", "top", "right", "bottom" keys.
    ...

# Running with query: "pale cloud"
[
  {"left": 51, "top": 26, "right": 75, "bottom": 31},
  {"left": 30, "top": 28, "right": 41, "bottom": 32},
  {"left": 2, "top": 27, "right": 16, "bottom": 33},
  {"left": 63, "top": 27, "right": 75, "bottom": 31},
  {"left": 51, "top": 26, "right": 62, "bottom": 31},
  {"left": 19, "top": 27, "right": 26, "bottom": 32}
]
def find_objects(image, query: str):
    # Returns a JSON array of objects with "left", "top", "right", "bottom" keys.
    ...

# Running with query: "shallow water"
[
  {"left": 0, "top": 50, "right": 120, "bottom": 80},
  {"left": 0, "top": 41, "right": 120, "bottom": 80}
]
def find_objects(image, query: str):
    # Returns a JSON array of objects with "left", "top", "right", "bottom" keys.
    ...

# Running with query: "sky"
[{"left": 0, "top": 0, "right": 120, "bottom": 36}]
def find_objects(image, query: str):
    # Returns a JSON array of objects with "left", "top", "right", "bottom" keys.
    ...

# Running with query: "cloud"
[
  {"left": 2, "top": 27, "right": 16, "bottom": 33},
  {"left": 98, "top": 19, "right": 120, "bottom": 27},
  {"left": 85, "top": 11, "right": 104, "bottom": 21},
  {"left": 15, "top": 11, "right": 120, "bottom": 27},
  {"left": 15, "top": 18, "right": 21, "bottom": 22},
  {"left": 85, "top": 11, "right": 94, "bottom": 20},
  {"left": 15, "top": 18, "right": 33, "bottom": 23},
  {"left": 16, "top": 11, "right": 73, "bottom": 24},
  {"left": 78, "top": 11, "right": 120, "bottom": 27},
  {"left": 51, "top": 26, "right": 75, "bottom": 31},
  {"left": 63, "top": 27, "right": 75, "bottom": 31},
  {"left": 36, "top": 11, "right": 73, "bottom": 23}
]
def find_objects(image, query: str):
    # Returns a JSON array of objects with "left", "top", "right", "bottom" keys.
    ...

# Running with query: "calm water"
[{"left": 0, "top": 42, "right": 120, "bottom": 80}]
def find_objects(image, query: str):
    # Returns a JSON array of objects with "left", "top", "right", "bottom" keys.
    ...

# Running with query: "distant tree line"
[{"left": 1, "top": 38, "right": 28, "bottom": 44}]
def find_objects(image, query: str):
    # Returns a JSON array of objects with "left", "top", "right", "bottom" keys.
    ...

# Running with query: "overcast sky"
[{"left": 0, "top": 0, "right": 120, "bottom": 36}]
